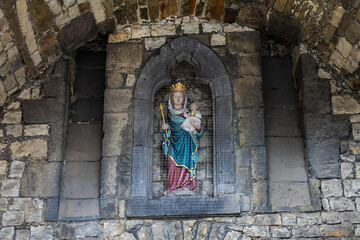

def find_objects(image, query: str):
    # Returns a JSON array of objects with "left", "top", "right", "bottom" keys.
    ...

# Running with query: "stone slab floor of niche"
[
  {"left": 58, "top": 51, "right": 106, "bottom": 220},
  {"left": 262, "top": 54, "right": 311, "bottom": 210}
]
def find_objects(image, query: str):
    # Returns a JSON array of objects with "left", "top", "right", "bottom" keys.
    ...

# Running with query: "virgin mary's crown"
[{"left": 169, "top": 82, "right": 187, "bottom": 93}]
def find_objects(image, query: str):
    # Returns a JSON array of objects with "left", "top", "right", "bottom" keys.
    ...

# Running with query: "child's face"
[{"left": 190, "top": 103, "right": 198, "bottom": 111}]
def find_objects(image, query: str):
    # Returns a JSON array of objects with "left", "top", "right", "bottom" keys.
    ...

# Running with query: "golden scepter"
[{"left": 159, "top": 103, "right": 168, "bottom": 138}]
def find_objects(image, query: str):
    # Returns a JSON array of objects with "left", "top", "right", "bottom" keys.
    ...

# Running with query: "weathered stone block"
[
  {"left": 24, "top": 124, "right": 50, "bottom": 136},
  {"left": 10, "top": 139, "right": 47, "bottom": 160},
  {"left": 330, "top": 197, "right": 355, "bottom": 211},
  {"left": 307, "top": 138, "right": 341, "bottom": 178},
  {"left": 243, "top": 226, "right": 269, "bottom": 238},
  {"left": 30, "top": 0, "right": 54, "bottom": 31},
  {"left": 102, "top": 113, "right": 129, "bottom": 156},
  {"left": 58, "top": 199, "right": 99, "bottom": 219},
  {"left": 57, "top": 12, "right": 97, "bottom": 54},
  {"left": 44, "top": 198, "right": 59, "bottom": 222},
  {"left": 25, "top": 206, "right": 43, "bottom": 223},
  {"left": 344, "top": 179, "right": 360, "bottom": 197},
  {"left": 101, "top": 157, "right": 118, "bottom": 196},
  {"left": 0, "top": 198, "right": 8, "bottom": 211},
  {"left": 118, "top": 174, "right": 131, "bottom": 199},
  {"left": 144, "top": 37, "right": 166, "bottom": 50},
  {"left": 106, "top": 69, "right": 124, "bottom": 88},
  {"left": 250, "top": 146, "right": 267, "bottom": 181},
  {"left": 30, "top": 226, "right": 53, "bottom": 240},
  {"left": 62, "top": 161, "right": 100, "bottom": 198},
  {"left": 320, "top": 224, "right": 354, "bottom": 237},
  {"left": 321, "top": 179, "right": 343, "bottom": 197},
  {"left": 202, "top": 22, "right": 222, "bottom": 33},
  {"left": 2, "top": 111, "right": 22, "bottom": 124},
  {"left": 74, "top": 222, "right": 101, "bottom": 238},
  {"left": 2, "top": 211, "right": 24, "bottom": 226},
  {"left": 182, "top": 22, "right": 199, "bottom": 34},
  {"left": 302, "top": 80, "right": 332, "bottom": 114},
  {"left": 210, "top": 33, "right": 226, "bottom": 46},
  {"left": 0, "top": 81, "right": 6, "bottom": 106},
  {"left": 267, "top": 10, "right": 301, "bottom": 43},
  {"left": 233, "top": 77, "right": 263, "bottom": 108},
  {"left": 6, "top": 124, "right": 22, "bottom": 137},
  {"left": 107, "top": 42, "right": 143, "bottom": 70},
  {"left": 331, "top": 6, "right": 345, "bottom": 27},
  {"left": 22, "top": 99, "right": 61, "bottom": 123},
  {"left": 237, "top": 108, "right": 265, "bottom": 147},
  {"left": 252, "top": 181, "right": 268, "bottom": 211},
  {"left": 341, "top": 162, "right": 354, "bottom": 179},
  {"left": 350, "top": 141, "right": 360, "bottom": 154},
  {"left": 353, "top": 123, "right": 360, "bottom": 140},
  {"left": 9, "top": 198, "right": 31, "bottom": 210},
  {"left": 0, "top": 160, "right": 7, "bottom": 175},
  {"left": 15, "top": 229, "right": 29, "bottom": 240},
  {"left": 126, "top": 74, "right": 136, "bottom": 87},
  {"left": 236, "top": 2, "right": 267, "bottom": 29},
  {"left": 119, "top": 232, "right": 136, "bottom": 240},
  {"left": 269, "top": 182, "right": 311, "bottom": 209},
  {"left": 131, "top": 25, "right": 150, "bottom": 38},
  {"left": 344, "top": 56, "right": 359, "bottom": 73},
  {"left": 321, "top": 212, "right": 342, "bottom": 224},
  {"left": 224, "top": 24, "right": 242, "bottom": 33},
  {"left": 329, "top": 50, "right": 346, "bottom": 69},
  {"left": 336, "top": 37, "right": 352, "bottom": 58},
  {"left": 9, "top": 160, "right": 25, "bottom": 178},
  {"left": 292, "top": 225, "right": 320, "bottom": 238},
  {"left": 53, "top": 223, "right": 75, "bottom": 239},
  {"left": 103, "top": 220, "right": 125, "bottom": 237},
  {"left": 228, "top": 31, "right": 261, "bottom": 55},
  {"left": 270, "top": 226, "right": 291, "bottom": 238},
  {"left": 1, "top": 179, "right": 20, "bottom": 197},
  {"left": 0, "top": 227, "right": 14, "bottom": 240},
  {"left": 236, "top": 54, "right": 261, "bottom": 76},
  {"left": 235, "top": 167, "right": 251, "bottom": 194},
  {"left": 20, "top": 162, "right": 61, "bottom": 197},
  {"left": 267, "top": 137, "right": 307, "bottom": 181},
  {"left": 104, "top": 89, "right": 132, "bottom": 112},
  {"left": 65, "top": 123, "right": 102, "bottom": 161},
  {"left": 305, "top": 114, "right": 350, "bottom": 140}
]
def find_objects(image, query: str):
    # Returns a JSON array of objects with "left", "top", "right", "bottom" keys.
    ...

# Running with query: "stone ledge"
[{"left": 126, "top": 194, "right": 241, "bottom": 217}]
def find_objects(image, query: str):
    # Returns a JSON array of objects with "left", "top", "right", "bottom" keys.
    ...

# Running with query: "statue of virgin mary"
[{"left": 162, "top": 82, "right": 203, "bottom": 194}]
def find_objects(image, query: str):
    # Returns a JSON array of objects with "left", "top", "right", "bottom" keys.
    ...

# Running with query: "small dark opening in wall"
[{"left": 58, "top": 50, "right": 106, "bottom": 220}]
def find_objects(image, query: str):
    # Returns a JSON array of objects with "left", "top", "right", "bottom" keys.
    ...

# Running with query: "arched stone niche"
[{"left": 127, "top": 36, "right": 241, "bottom": 217}]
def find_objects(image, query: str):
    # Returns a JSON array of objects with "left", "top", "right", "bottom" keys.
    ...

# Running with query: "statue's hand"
[
  {"left": 189, "top": 119, "right": 201, "bottom": 131},
  {"left": 162, "top": 123, "right": 170, "bottom": 130}
]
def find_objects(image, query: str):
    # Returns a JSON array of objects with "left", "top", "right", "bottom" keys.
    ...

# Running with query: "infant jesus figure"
[{"left": 181, "top": 103, "right": 202, "bottom": 134}]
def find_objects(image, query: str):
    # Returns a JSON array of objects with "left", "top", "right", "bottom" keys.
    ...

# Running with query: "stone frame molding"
[{"left": 127, "top": 36, "right": 241, "bottom": 217}]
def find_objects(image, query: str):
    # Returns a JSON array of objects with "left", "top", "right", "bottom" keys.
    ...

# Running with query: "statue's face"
[{"left": 172, "top": 91, "right": 185, "bottom": 109}]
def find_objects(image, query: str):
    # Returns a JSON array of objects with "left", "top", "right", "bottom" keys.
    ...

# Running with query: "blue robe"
[{"left": 162, "top": 113, "right": 203, "bottom": 180}]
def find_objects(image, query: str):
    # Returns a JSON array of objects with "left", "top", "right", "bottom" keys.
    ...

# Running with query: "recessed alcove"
[
  {"left": 152, "top": 79, "right": 214, "bottom": 198},
  {"left": 127, "top": 36, "right": 240, "bottom": 217}
]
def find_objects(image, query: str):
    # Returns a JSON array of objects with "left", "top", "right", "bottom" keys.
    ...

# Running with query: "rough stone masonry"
[{"left": 0, "top": 0, "right": 359, "bottom": 239}]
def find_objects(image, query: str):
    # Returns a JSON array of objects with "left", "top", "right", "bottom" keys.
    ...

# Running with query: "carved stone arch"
[{"left": 128, "top": 36, "right": 240, "bottom": 217}]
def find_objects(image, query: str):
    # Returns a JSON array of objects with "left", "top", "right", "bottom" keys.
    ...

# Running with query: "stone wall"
[
  {"left": 0, "top": 0, "right": 359, "bottom": 110},
  {"left": 0, "top": 21, "right": 359, "bottom": 238},
  {"left": 0, "top": 1, "right": 359, "bottom": 239}
]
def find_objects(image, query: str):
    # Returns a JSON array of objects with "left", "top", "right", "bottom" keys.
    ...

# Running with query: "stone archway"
[{"left": 128, "top": 36, "right": 239, "bottom": 217}]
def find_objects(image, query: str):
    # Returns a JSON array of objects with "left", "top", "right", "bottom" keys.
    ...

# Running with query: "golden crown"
[{"left": 169, "top": 82, "right": 187, "bottom": 93}]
